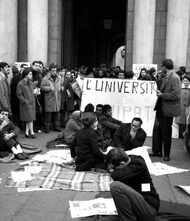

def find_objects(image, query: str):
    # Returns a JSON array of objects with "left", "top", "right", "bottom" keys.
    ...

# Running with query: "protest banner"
[
  {"left": 133, "top": 64, "right": 158, "bottom": 79},
  {"left": 80, "top": 78, "right": 178, "bottom": 138}
]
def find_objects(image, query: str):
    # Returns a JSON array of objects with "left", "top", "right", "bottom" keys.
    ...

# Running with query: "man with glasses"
[{"left": 111, "top": 117, "right": 146, "bottom": 151}]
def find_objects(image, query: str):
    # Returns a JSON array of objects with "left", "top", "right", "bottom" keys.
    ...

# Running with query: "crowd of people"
[{"left": 0, "top": 58, "right": 188, "bottom": 220}]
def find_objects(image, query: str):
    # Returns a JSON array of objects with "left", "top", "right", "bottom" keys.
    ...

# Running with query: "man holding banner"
[{"left": 150, "top": 59, "right": 181, "bottom": 161}]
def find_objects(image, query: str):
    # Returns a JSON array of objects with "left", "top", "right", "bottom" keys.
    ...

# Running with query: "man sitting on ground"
[
  {"left": 111, "top": 117, "right": 146, "bottom": 151},
  {"left": 98, "top": 104, "right": 122, "bottom": 141},
  {"left": 106, "top": 147, "right": 160, "bottom": 221},
  {"left": 0, "top": 110, "right": 29, "bottom": 160}
]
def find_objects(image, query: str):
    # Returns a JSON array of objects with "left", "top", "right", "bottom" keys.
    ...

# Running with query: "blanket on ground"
[{"left": 6, "top": 162, "right": 113, "bottom": 191}]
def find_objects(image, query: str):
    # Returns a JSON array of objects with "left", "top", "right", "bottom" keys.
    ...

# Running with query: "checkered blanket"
[{"left": 6, "top": 162, "right": 113, "bottom": 191}]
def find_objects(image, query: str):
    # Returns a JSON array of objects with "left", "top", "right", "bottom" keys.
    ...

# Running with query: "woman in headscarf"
[{"left": 64, "top": 110, "right": 83, "bottom": 144}]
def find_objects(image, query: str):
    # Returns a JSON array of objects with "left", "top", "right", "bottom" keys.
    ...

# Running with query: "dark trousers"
[
  {"left": 44, "top": 112, "right": 60, "bottom": 131},
  {"left": 0, "top": 136, "right": 18, "bottom": 157},
  {"left": 152, "top": 112, "right": 173, "bottom": 157},
  {"left": 110, "top": 181, "right": 157, "bottom": 221}
]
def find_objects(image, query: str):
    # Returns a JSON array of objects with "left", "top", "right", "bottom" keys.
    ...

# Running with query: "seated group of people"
[
  {"left": 0, "top": 105, "right": 160, "bottom": 220},
  {"left": 64, "top": 103, "right": 147, "bottom": 171},
  {"left": 64, "top": 106, "right": 159, "bottom": 221}
]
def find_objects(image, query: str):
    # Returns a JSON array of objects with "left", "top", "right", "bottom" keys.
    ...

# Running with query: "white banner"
[
  {"left": 81, "top": 78, "right": 157, "bottom": 136},
  {"left": 133, "top": 64, "right": 158, "bottom": 79},
  {"left": 81, "top": 78, "right": 179, "bottom": 138}
]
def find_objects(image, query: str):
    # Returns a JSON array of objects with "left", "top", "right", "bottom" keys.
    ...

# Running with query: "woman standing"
[{"left": 17, "top": 67, "right": 36, "bottom": 138}]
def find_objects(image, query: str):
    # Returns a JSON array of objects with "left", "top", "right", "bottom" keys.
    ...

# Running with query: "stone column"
[
  {"left": 48, "top": 0, "right": 62, "bottom": 65},
  {"left": 63, "top": 0, "right": 74, "bottom": 68},
  {"left": 28, "top": 0, "right": 48, "bottom": 64},
  {"left": 133, "top": 0, "right": 156, "bottom": 64},
  {"left": 166, "top": 0, "right": 190, "bottom": 67},
  {"left": 0, "top": 0, "right": 17, "bottom": 63}
]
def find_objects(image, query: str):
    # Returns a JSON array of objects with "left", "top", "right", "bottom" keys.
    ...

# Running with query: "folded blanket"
[{"left": 6, "top": 162, "right": 113, "bottom": 191}]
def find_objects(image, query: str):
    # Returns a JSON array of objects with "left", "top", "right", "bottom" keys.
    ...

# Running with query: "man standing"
[
  {"left": 41, "top": 63, "right": 63, "bottom": 133},
  {"left": 150, "top": 59, "right": 181, "bottom": 161},
  {"left": 111, "top": 117, "right": 146, "bottom": 151},
  {"left": 0, "top": 62, "right": 11, "bottom": 115}
]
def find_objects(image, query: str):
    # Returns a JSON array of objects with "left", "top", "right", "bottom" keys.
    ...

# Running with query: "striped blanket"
[{"left": 6, "top": 162, "right": 113, "bottom": 191}]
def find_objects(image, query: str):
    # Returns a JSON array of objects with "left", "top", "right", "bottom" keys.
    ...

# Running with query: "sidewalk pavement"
[{"left": 0, "top": 132, "right": 190, "bottom": 221}]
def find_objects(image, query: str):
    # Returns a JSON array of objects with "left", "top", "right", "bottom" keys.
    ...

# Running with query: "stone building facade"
[{"left": 0, "top": 0, "right": 190, "bottom": 70}]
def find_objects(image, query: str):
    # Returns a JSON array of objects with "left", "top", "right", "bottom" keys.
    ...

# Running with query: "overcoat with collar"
[{"left": 155, "top": 70, "right": 181, "bottom": 117}]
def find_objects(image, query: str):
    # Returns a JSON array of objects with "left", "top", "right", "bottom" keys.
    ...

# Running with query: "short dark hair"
[
  {"left": 0, "top": 62, "right": 8, "bottom": 69},
  {"left": 20, "top": 63, "right": 28, "bottom": 68},
  {"left": 182, "top": 74, "right": 190, "bottom": 82},
  {"left": 22, "top": 67, "right": 32, "bottom": 78},
  {"left": 132, "top": 117, "right": 143, "bottom": 125},
  {"left": 32, "top": 60, "right": 39, "bottom": 65},
  {"left": 106, "top": 148, "right": 129, "bottom": 167},
  {"left": 162, "top": 59, "right": 174, "bottom": 70},
  {"left": 102, "top": 104, "right": 112, "bottom": 113},
  {"left": 81, "top": 112, "right": 97, "bottom": 127},
  {"left": 125, "top": 70, "right": 134, "bottom": 79},
  {"left": 84, "top": 103, "right": 95, "bottom": 112},
  {"left": 179, "top": 66, "right": 186, "bottom": 74},
  {"left": 96, "top": 104, "right": 103, "bottom": 109},
  {"left": 49, "top": 63, "right": 58, "bottom": 70}
]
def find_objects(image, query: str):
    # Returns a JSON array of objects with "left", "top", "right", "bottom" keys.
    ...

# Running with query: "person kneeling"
[
  {"left": 0, "top": 110, "right": 29, "bottom": 160},
  {"left": 106, "top": 148, "right": 160, "bottom": 221}
]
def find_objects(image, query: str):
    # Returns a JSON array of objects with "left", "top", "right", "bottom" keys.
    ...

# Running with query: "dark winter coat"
[{"left": 17, "top": 79, "right": 36, "bottom": 122}]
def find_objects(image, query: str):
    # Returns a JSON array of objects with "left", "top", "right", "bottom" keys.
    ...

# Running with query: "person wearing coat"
[
  {"left": 98, "top": 104, "right": 123, "bottom": 141},
  {"left": 111, "top": 117, "right": 146, "bottom": 151},
  {"left": 60, "top": 71, "right": 75, "bottom": 127},
  {"left": 0, "top": 62, "right": 12, "bottom": 115},
  {"left": 178, "top": 74, "right": 190, "bottom": 138},
  {"left": 69, "top": 112, "right": 106, "bottom": 171},
  {"left": 17, "top": 67, "right": 36, "bottom": 138},
  {"left": 64, "top": 110, "right": 83, "bottom": 144},
  {"left": 150, "top": 59, "right": 181, "bottom": 161},
  {"left": 40, "top": 63, "right": 63, "bottom": 133}
]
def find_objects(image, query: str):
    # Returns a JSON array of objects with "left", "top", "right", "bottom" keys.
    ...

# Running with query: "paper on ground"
[
  {"left": 17, "top": 187, "right": 52, "bottom": 192},
  {"left": 69, "top": 198, "right": 117, "bottom": 218},
  {"left": 151, "top": 162, "right": 189, "bottom": 176},
  {"left": 176, "top": 185, "right": 190, "bottom": 196},
  {"left": 11, "top": 171, "right": 33, "bottom": 183},
  {"left": 32, "top": 149, "right": 72, "bottom": 165},
  {"left": 24, "top": 166, "right": 42, "bottom": 174}
]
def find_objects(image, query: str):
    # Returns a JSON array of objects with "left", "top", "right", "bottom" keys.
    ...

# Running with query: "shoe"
[
  {"left": 22, "top": 152, "right": 30, "bottom": 159},
  {"left": 30, "top": 134, "right": 36, "bottom": 139},
  {"left": 15, "top": 153, "right": 27, "bottom": 160},
  {"left": 25, "top": 134, "right": 31, "bottom": 138},
  {"left": 54, "top": 128, "right": 62, "bottom": 132},
  {"left": 149, "top": 152, "right": 162, "bottom": 157},
  {"left": 163, "top": 156, "right": 170, "bottom": 161}
]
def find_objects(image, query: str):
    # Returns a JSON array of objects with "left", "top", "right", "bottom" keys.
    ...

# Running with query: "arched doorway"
[{"left": 69, "top": 0, "right": 126, "bottom": 68}]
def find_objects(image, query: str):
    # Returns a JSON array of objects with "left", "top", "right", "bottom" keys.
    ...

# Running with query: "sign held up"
[{"left": 81, "top": 78, "right": 157, "bottom": 136}]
